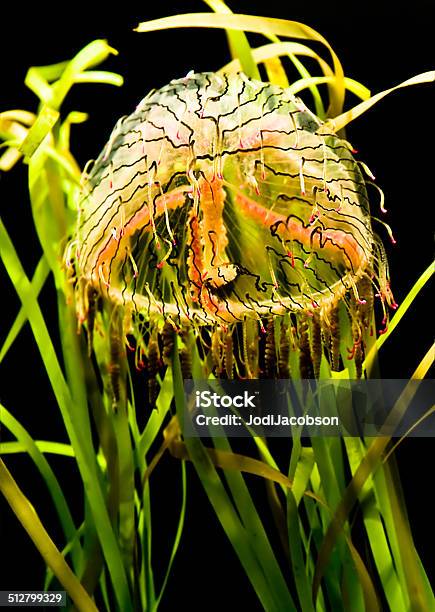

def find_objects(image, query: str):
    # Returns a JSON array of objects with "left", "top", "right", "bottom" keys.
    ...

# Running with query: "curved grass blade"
[
  {"left": 364, "top": 261, "right": 434, "bottom": 373},
  {"left": 0, "top": 458, "right": 97, "bottom": 612},
  {"left": 171, "top": 338, "right": 295, "bottom": 612},
  {"left": 383, "top": 460, "right": 435, "bottom": 610},
  {"left": 153, "top": 461, "right": 187, "bottom": 611},
  {"left": 321, "top": 71, "right": 435, "bottom": 132},
  {"left": 19, "top": 105, "right": 59, "bottom": 159},
  {"left": 168, "top": 434, "right": 326, "bottom": 508},
  {"left": 0, "top": 219, "right": 133, "bottom": 611},
  {"left": 343, "top": 436, "right": 408, "bottom": 611},
  {"left": 287, "top": 76, "right": 369, "bottom": 100},
  {"left": 219, "top": 40, "right": 334, "bottom": 79},
  {"left": 286, "top": 490, "right": 315, "bottom": 612},
  {"left": 383, "top": 405, "right": 435, "bottom": 463},
  {"left": 203, "top": 0, "right": 260, "bottom": 79},
  {"left": 135, "top": 13, "right": 345, "bottom": 116},
  {"left": 44, "top": 522, "right": 85, "bottom": 590},
  {"left": 51, "top": 40, "right": 120, "bottom": 109},
  {"left": 0, "top": 256, "right": 50, "bottom": 363},
  {"left": 73, "top": 71, "right": 123, "bottom": 86},
  {"left": 0, "top": 441, "right": 75, "bottom": 457},
  {"left": 218, "top": 40, "right": 335, "bottom": 116},
  {"left": 313, "top": 343, "right": 435, "bottom": 605},
  {"left": 0, "top": 403, "right": 80, "bottom": 565}
]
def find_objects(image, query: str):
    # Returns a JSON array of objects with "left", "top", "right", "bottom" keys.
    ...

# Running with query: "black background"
[{"left": 0, "top": 1, "right": 434, "bottom": 609}]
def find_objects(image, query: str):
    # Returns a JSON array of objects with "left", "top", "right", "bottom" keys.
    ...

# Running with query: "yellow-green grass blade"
[
  {"left": 72, "top": 71, "right": 123, "bottom": 87},
  {"left": 383, "top": 405, "right": 435, "bottom": 463},
  {"left": 44, "top": 144, "right": 81, "bottom": 183},
  {"left": 51, "top": 40, "right": 120, "bottom": 110},
  {"left": 19, "top": 105, "right": 59, "bottom": 160},
  {"left": 219, "top": 40, "right": 337, "bottom": 116},
  {"left": 372, "top": 463, "right": 411, "bottom": 607},
  {"left": 0, "top": 146, "right": 22, "bottom": 171},
  {"left": 127, "top": 360, "right": 157, "bottom": 610},
  {"left": 26, "top": 151, "right": 65, "bottom": 268},
  {"left": 112, "top": 384, "right": 136, "bottom": 578},
  {"left": 138, "top": 370, "right": 174, "bottom": 457},
  {"left": 287, "top": 76, "right": 369, "bottom": 101},
  {"left": 287, "top": 448, "right": 321, "bottom": 609},
  {"left": 219, "top": 40, "right": 334, "bottom": 80},
  {"left": 0, "top": 441, "right": 74, "bottom": 457},
  {"left": 312, "top": 343, "right": 434, "bottom": 604},
  {"left": 343, "top": 539, "right": 381, "bottom": 612},
  {"left": 138, "top": 488, "right": 155, "bottom": 610},
  {"left": 291, "top": 447, "right": 315, "bottom": 506},
  {"left": 0, "top": 256, "right": 50, "bottom": 363},
  {"left": 383, "top": 459, "right": 435, "bottom": 610},
  {"left": 0, "top": 219, "right": 133, "bottom": 610},
  {"left": 343, "top": 436, "right": 408, "bottom": 611},
  {"left": 189, "top": 335, "right": 297, "bottom": 608},
  {"left": 58, "top": 111, "right": 88, "bottom": 153},
  {"left": 24, "top": 61, "right": 69, "bottom": 103},
  {"left": 0, "top": 115, "right": 33, "bottom": 168},
  {"left": 0, "top": 113, "right": 32, "bottom": 170},
  {"left": 310, "top": 438, "right": 365, "bottom": 611},
  {"left": 30, "top": 61, "right": 70, "bottom": 82},
  {"left": 284, "top": 52, "right": 325, "bottom": 118},
  {"left": 0, "top": 458, "right": 97, "bottom": 612},
  {"left": 203, "top": 0, "right": 260, "bottom": 79},
  {"left": 135, "top": 13, "right": 345, "bottom": 116},
  {"left": 321, "top": 71, "right": 435, "bottom": 133},
  {"left": 44, "top": 522, "right": 85, "bottom": 590},
  {"left": 25, "top": 68, "right": 55, "bottom": 105},
  {"left": 0, "top": 404, "right": 81, "bottom": 568},
  {"left": 263, "top": 55, "right": 289, "bottom": 88},
  {"left": 90, "top": 309, "right": 135, "bottom": 579},
  {"left": 171, "top": 339, "right": 295, "bottom": 612},
  {"left": 286, "top": 490, "right": 315, "bottom": 612},
  {"left": 364, "top": 261, "right": 434, "bottom": 373},
  {"left": 0, "top": 110, "right": 35, "bottom": 125},
  {"left": 308, "top": 465, "right": 343, "bottom": 609},
  {"left": 153, "top": 461, "right": 187, "bottom": 611},
  {"left": 25, "top": 41, "right": 121, "bottom": 109}
]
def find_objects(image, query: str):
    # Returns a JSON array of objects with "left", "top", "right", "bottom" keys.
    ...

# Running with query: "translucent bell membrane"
[{"left": 76, "top": 72, "right": 373, "bottom": 324}]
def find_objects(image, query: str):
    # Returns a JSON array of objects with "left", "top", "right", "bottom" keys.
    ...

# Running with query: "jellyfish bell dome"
[{"left": 75, "top": 71, "right": 375, "bottom": 330}]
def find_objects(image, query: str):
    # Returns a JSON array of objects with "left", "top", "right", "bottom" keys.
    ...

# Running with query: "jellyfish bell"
[{"left": 73, "top": 71, "right": 395, "bottom": 378}]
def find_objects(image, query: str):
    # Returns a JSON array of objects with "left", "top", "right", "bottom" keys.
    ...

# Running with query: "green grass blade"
[
  {"left": 0, "top": 458, "right": 97, "bottom": 612},
  {"left": 73, "top": 71, "right": 123, "bottom": 86},
  {"left": 135, "top": 13, "right": 345, "bottom": 116},
  {"left": 0, "top": 255, "right": 50, "bottom": 363},
  {"left": 312, "top": 344, "right": 434, "bottom": 603},
  {"left": 0, "top": 441, "right": 75, "bottom": 457},
  {"left": 383, "top": 461, "right": 435, "bottom": 610},
  {"left": 19, "top": 105, "right": 59, "bottom": 159},
  {"left": 51, "top": 40, "right": 120, "bottom": 109},
  {"left": 0, "top": 403, "right": 81, "bottom": 566},
  {"left": 171, "top": 338, "right": 291, "bottom": 612},
  {"left": 203, "top": 0, "right": 260, "bottom": 79},
  {"left": 44, "top": 522, "right": 86, "bottom": 590},
  {"left": 321, "top": 71, "right": 435, "bottom": 132},
  {"left": 0, "top": 219, "right": 133, "bottom": 610},
  {"left": 154, "top": 460, "right": 187, "bottom": 610},
  {"left": 343, "top": 437, "right": 407, "bottom": 611},
  {"left": 364, "top": 261, "right": 434, "bottom": 372},
  {"left": 287, "top": 490, "right": 315, "bottom": 612}
]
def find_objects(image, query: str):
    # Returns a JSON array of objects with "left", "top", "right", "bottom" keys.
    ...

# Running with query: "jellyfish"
[{"left": 73, "top": 72, "right": 397, "bottom": 387}]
